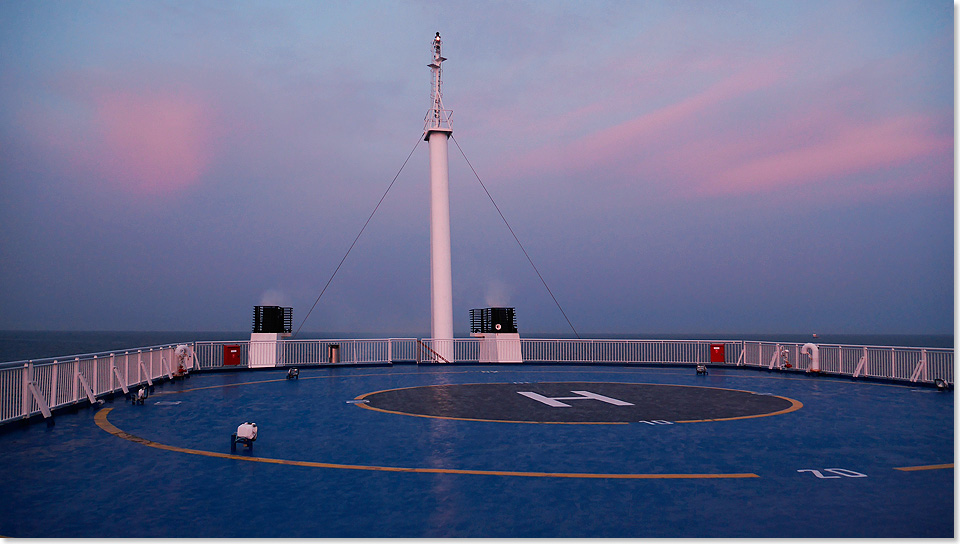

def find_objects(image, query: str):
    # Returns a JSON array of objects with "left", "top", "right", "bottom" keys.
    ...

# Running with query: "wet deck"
[{"left": 0, "top": 364, "right": 953, "bottom": 537}]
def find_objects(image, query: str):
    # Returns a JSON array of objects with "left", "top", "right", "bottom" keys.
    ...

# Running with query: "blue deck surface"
[{"left": 0, "top": 364, "right": 953, "bottom": 538}]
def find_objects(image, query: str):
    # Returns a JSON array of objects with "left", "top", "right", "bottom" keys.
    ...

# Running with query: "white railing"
[
  {"left": 193, "top": 338, "right": 420, "bottom": 368},
  {"left": 402, "top": 338, "right": 951, "bottom": 386},
  {"left": 1, "top": 337, "right": 952, "bottom": 428},
  {"left": 519, "top": 339, "right": 744, "bottom": 365},
  {"left": 161, "top": 338, "right": 960, "bottom": 386},
  {"left": 0, "top": 345, "right": 192, "bottom": 427},
  {"left": 738, "top": 341, "right": 954, "bottom": 383},
  {"left": 417, "top": 339, "right": 478, "bottom": 363}
]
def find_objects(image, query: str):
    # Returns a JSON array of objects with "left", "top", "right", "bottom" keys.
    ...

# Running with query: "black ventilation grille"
[
  {"left": 253, "top": 306, "right": 293, "bottom": 334},
  {"left": 470, "top": 307, "right": 517, "bottom": 334}
]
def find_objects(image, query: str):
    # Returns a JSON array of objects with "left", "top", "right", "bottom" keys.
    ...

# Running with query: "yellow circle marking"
[
  {"left": 354, "top": 382, "right": 802, "bottom": 424},
  {"left": 94, "top": 408, "right": 757, "bottom": 479}
]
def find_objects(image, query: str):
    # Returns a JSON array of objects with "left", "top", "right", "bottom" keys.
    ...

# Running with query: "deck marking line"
[
  {"left": 94, "top": 408, "right": 757, "bottom": 479},
  {"left": 675, "top": 396, "right": 803, "bottom": 423},
  {"left": 894, "top": 463, "right": 954, "bottom": 472}
]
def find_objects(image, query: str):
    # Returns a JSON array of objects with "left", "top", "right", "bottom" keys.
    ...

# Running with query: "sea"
[{"left": 0, "top": 330, "right": 952, "bottom": 365}]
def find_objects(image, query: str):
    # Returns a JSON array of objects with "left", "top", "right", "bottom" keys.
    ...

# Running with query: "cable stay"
[
  {"left": 450, "top": 134, "right": 581, "bottom": 339},
  {"left": 293, "top": 130, "right": 580, "bottom": 340},
  {"left": 295, "top": 33, "right": 577, "bottom": 340},
  {"left": 293, "top": 134, "right": 423, "bottom": 338}
]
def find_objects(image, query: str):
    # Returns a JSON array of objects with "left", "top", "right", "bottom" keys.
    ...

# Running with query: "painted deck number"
[
  {"left": 517, "top": 390, "right": 634, "bottom": 408},
  {"left": 797, "top": 468, "right": 867, "bottom": 479}
]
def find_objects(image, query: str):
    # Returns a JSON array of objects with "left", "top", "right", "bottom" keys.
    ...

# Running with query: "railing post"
[
  {"left": 854, "top": 347, "right": 868, "bottom": 378},
  {"left": 911, "top": 349, "right": 927, "bottom": 383},
  {"left": 21, "top": 362, "right": 51, "bottom": 420},
  {"left": 73, "top": 357, "right": 80, "bottom": 404},
  {"left": 78, "top": 370, "right": 96, "bottom": 404},
  {"left": 50, "top": 362, "right": 58, "bottom": 409},
  {"left": 21, "top": 363, "right": 31, "bottom": 419},
  {"left": 111, "top": 353, "right": 129, "bottom": 395},
  {"left": 138, "top": 357, "right": 154, "bottom": 387},
  {"left": 922, "top": 349, "right": 928, "bottom": 382}
]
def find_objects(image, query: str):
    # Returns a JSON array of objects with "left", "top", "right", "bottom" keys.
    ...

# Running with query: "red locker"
[
  {"left": 223, "top": 345, "right": 242, "bottom": 366},
  {"left": 710, "top": 343, "right": 725, "bottom": 363}
]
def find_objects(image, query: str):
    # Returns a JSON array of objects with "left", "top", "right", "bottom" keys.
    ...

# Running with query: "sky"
[{"left": 0, "top": 0, "right": 953, "bottom": 337}]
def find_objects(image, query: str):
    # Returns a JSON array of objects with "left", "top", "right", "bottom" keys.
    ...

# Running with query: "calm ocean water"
[{"left": 0, "top": 330, "right": 952, "bottom": 364}]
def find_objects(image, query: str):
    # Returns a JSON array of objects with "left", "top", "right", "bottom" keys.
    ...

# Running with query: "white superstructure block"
[
  {"left": 249, "top": 332, "right": 281, "bottom": 367},
  {"left": 476, "top": 332, "right": 523, "bottom": 363}
]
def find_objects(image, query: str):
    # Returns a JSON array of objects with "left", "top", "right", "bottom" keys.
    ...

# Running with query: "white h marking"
[{"left": 517, "top": 390, "right": 634, "bottom": 408}]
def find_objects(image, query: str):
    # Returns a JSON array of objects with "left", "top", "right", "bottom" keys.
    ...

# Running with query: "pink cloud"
[
  {"left": 503, "top": 57, "right": 786, "bottom": 180},
  {"left": 701, "top": 115, "right": 951, "bottom": 196},
  {"left": 494, "top": 53, "right": 949, "bottom": 201},
  {"left": 87, "top": 91, "right": 214, "bottom": 195},
  {"left": 470, "top": 48, "right": 729, "bottom": 149},
  {"left": 18, "top": 78, "right": 216, "bottom": 197}
]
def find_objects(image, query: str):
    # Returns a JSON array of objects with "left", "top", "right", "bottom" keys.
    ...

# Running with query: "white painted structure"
[
  {"left": 472, "top": 332, "right": 523, "bottom": 363},
  {"left": 425, "top": 32, "right": 454, "bottom": 361},
  {"left": 249, "top": 332, "right": 281, "bottom": 367}
]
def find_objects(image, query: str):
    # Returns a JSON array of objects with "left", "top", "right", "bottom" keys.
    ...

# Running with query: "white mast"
[{"left": 424, "top": 32, "right": 454, "bottom": 359}]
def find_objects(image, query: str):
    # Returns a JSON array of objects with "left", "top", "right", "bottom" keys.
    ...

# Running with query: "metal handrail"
[{"left": 0, "top": 337, "right": 952, "bottom": 428}]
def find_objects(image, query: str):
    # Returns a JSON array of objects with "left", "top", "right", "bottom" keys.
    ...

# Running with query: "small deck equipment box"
[{"left": 231, "top": 422, "right": 258, "bottom": 451}]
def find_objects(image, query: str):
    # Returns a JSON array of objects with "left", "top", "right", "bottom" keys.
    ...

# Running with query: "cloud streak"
[
  {"left": 495, "top": 45, "right": 949, "bottom": 201},
  {"left": 704, "top": 114, "right": 950, "bottom": 196}
]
